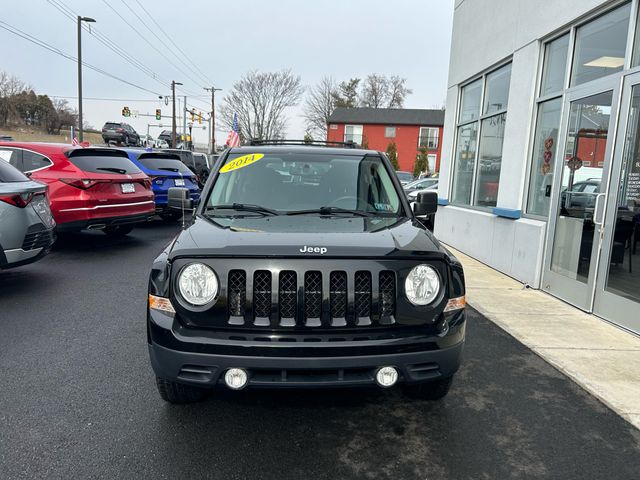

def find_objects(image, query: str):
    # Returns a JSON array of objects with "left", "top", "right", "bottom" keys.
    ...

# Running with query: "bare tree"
[
  {"left": 303, "top": 76, "right": 337, "bottom": 139},
  {"left": 219, "top": 70, "right": 304, "bottom": 142},
  {"left": 360, "top": 74, "right": 412, "bottom": 108}
]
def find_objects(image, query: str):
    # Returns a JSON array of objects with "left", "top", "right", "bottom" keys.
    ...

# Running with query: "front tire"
[
  {"left": 403, "top": 376, "right": 453, "bottom": 400},
  {"left": 156, "top": 377, "right": 208, "bottom": 404},
  {"left": 103, "top": 225, "right": 134, "bottom": 237}
]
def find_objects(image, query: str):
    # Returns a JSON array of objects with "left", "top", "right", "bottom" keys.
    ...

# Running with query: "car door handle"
[{"left": 593, "top": 193, "right": 606, "bottom": 226}]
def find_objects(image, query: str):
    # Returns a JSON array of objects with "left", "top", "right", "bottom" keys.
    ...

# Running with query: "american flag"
[
  {"left": 225, "top": 114, "right": 241, "bottom": 147},
  {"left": 71, "top": 136, "right": 79, "bottom": 146}
]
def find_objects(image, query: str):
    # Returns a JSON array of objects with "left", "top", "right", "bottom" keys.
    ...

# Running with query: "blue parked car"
[{"left": 122, "top": 149, "right": 200, "bottom": 220}]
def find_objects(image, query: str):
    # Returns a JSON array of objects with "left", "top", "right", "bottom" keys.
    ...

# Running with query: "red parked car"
[{"left": 0, "top": 142, "right": 155, "bottom": 235}]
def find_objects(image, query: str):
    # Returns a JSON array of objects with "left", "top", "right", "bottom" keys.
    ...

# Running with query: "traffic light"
[
  {"left": 122, "top": 106, "right": 130, "bottom": 117},
  {"left": 198, "top": 111, "right": 202, "bottom": 124},
  {"left": 190, "top": 109, "right": 195, "bottom": 122},
  {"left": 155, "top": 108, "right": 161, "bottom": 120}
]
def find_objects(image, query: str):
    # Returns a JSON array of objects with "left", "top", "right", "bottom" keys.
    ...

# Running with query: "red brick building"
[{"left": 326, "top": 108, "right": 445, "bottom": 173}]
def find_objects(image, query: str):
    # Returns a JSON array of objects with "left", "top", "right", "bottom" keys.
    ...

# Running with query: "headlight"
[
  {"left": 177, "top": 263, "right": 218, "bottom": 306},
  {"left": 405, "top": 265, "right": 440, "bottom": 305}
]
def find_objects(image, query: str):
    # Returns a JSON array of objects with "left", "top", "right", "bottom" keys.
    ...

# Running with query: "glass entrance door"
[
  {"left": 542, "top": 86, "right": 618, "bottom": 309},
  {"left": 593, "top": 73, "right": 640, "bottom": 333}
]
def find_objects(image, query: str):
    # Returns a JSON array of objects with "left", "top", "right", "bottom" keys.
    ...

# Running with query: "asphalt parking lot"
[{"left": 1, "top": 222, "right": 640, "bottom": 480}]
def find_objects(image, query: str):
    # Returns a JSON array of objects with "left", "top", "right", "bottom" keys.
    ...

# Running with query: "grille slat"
[
  {"left": 228, "top": 270, "right": 246, "bottom": 323},
  {"left": 379, "top": 271, "right": 396, "bottom": 324},
  {"left": 354, "top": 271, "right": 372, "bottom": 325},
  {"left": 253, "top": 271, "right": 272, "bottom": 324},
  {"left": 279, "top": 271, "right": 297, "bottom": 326},
  {"left": 330, "top": 272, "right": 347, "bottom": 326},
  {"left": 304, "top": 271, "right": 322, "bottom": 326}
]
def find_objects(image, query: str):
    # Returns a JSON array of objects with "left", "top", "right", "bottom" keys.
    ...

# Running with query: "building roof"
[{"left": 327, "top": 107, "right": 445, "bottom": 126}]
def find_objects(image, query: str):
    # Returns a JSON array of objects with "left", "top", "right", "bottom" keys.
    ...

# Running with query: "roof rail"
[{"left": 247, "top": 139, "right": 358, "bottom": 148}]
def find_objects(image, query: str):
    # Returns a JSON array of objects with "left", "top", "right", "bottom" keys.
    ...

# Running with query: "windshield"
[{"left": 207, "top": 152, "right": 403, "bottom": 215}]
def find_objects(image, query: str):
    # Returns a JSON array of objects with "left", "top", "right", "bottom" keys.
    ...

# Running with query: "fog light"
[
  {"left": 375, "top": 366, "right": 399, "bottom": 388},
  {"left": 224, "top": 368, "right": 248, "bottom": 390}
]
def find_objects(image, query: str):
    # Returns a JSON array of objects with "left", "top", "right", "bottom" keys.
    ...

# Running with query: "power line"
[
  {"left": 100, "top": 0, "right": 206, "bottom": 91},
  {"left": 132, "top": 0, "right": 213, "bottom": 86},
  {"left": 47, "top": 0, "right": 170, "bottom": 90},
  {"left": 0, "top": 20, "right": 161, "bottom": 96},
  {"left": 50, "top": 95, "right": 162, "bottom": 102},
  {"left": 119, "top": 0, "right": 211, "bottom": 86}
]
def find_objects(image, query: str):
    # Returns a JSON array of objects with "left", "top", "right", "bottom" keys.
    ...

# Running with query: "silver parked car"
[{"left": 0, "top": 160, "right": 56, "bottom": 269}]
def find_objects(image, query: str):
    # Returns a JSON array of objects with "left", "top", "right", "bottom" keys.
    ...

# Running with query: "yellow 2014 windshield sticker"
[{"left": 219, "top": 153, "right": 264, "bottom": 173}]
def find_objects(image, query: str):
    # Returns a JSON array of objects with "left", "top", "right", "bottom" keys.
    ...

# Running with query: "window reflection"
[
  {"left": 606, "top": 86, "right": 640, "bottom": 302},
  {"left": 571, "top": 3, "right": 631, "bottom": 87}
]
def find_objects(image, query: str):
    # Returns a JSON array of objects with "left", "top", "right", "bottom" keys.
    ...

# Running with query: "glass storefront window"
[
  {"left": 483, "top": 64, "right": 512, "bottom": 115},
  {"left": 541, "top": 35, "right": 569, "bottom": 96},
  {"left": 527, "top": 99, "right": 562, "bottom": 216},
  {"left": 606, "top": 85, "right": 640, "bottom": 302},
  {"left": 571, "top": 3, "right": 631, "bottom": 87},
  {"left": 451, "top": 123, "right": 478, "bottom": 205},
  {"left": 459, "top": 80, "right": 482, "bottom": 123},
  {"left": 475, "top": 113, "right": 506, "bottom": 207}
]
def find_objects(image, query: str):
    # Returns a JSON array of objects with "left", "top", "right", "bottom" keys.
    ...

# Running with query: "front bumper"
[{"left": 148, "top": 308, "right": 466, "bottom": 389}]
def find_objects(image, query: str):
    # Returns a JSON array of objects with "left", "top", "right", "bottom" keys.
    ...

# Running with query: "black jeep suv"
[{"left": 147, "top": 142, "right": 466, "bottom": 403}]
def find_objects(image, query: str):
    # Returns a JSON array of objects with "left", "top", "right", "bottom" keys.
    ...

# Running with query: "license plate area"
[
  {"left": 175, "top": 178, "right": 185, "bottom": 186},
  {"left": 121, "top": 183, "right": 136, "bottom": 194}
]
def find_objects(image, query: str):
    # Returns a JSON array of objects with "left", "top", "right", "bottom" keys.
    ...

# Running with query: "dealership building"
[{"left": 435, "top": 0, "right": 640, "bottom": 334}]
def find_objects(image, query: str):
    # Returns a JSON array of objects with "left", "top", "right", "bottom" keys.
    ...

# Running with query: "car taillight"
[
  {"left": 60, "top": 178, "right": 108, "bottom": 189},
  {"left": 0, "top": 192, "right": 34, "bottom": 208},
  {"left": 142, "top": 178, "right": 152, "bottom": 189}
]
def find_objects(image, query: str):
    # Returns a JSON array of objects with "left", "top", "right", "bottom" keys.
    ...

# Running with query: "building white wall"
[{"left": 436, "top": 0, "right": 612, "bottom": 286}]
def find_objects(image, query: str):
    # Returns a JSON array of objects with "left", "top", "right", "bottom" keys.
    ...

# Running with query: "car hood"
[{"left": 168, "top": 214, "right": 447, "bottom": 259}]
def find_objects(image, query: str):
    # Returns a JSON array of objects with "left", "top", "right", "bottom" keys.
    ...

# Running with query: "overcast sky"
[{"left": 1, "top": 0, "right": 454, "bottom": 145}]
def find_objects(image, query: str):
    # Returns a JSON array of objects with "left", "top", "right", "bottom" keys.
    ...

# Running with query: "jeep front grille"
[{"left": 226, "top": 269, "right": 396, "bottom": 328}]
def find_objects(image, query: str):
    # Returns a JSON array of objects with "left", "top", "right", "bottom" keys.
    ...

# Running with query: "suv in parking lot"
[
  {"left": 101, "top": 122, "right": 140, "bottom": 146},
  {"left": 147, "top": 141, "right": 466, "bottom": 403}
]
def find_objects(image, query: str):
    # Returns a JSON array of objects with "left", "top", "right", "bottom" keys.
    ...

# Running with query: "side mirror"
[
  {"left": 168, "top": 187, "right": 193, "bottom": 211},
  {"left": 413, "top": 190, "right": 438, "bottom": 216}
]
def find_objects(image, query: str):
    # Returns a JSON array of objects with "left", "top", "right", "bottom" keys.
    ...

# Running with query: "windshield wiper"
[
  {"left": 96, "top": 167, "right": 127, "bottom": 174},
  {"left": 158, "top": 167, "right": 179, "bottom": 172},
  {"left": 286, "top": 206, "right": 373, "bottom": 217},
  {"left": 207, "top": 203, "right": 280, "bottom": 216}
]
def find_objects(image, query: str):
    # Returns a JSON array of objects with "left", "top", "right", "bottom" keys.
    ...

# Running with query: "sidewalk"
[{"left": 446, "top": 245, "right": 640, "bottom": 430}]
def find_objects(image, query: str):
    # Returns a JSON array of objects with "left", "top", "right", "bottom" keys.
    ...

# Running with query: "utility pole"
[
  {"left": 204, "top": 86, "right": 222, "bottom": 154},
  {"left": 182, "top": 95, "right": 187, "bottom": 150},
  {"left": 77, "top": 15, "right": 96, "bottom": 142},
  {"left": 170, "top": 81, "right": 182, "bottom": 148}
]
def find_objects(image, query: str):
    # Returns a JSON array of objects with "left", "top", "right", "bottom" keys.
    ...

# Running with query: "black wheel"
[
  {"left": 103, "top": 225, "right": 134, "bottom": 237},
  {"left": 156, "top": 377, "right": 208, "bottom": 404},
  {"left": 403, "top": 376, "right": 454, "bottom": 400},
  {"left": 159, "top": 211, "right": 180, "bottom": 222}
]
